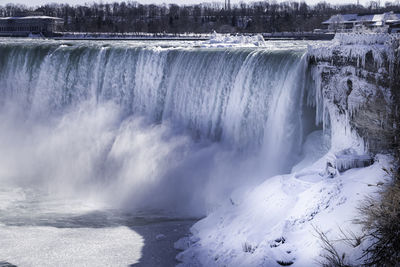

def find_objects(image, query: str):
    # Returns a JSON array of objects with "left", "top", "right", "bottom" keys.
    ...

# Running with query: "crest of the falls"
[{"left": 0, "top": 40, "right": 314, "bottom": 216}]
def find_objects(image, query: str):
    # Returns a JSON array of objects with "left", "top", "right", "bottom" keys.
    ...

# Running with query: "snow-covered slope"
[{"left": 176, "top": 136, "right": 392, "bottom": 266}]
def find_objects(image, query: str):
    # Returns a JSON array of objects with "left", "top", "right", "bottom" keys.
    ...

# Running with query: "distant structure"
[
  {"left": 0, "top": 16, "right": 64, "bottom": 37},
  {"left": 322, "top": 12, "right": 400, "bottom": 33}
]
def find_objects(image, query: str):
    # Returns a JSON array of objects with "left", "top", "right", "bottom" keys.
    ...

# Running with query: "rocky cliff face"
[{"left": 308, "top": 33, "right": 400, "bottom": 154}]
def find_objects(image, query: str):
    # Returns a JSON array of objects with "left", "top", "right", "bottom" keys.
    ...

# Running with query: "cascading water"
[{"left": 0, "top": 39, "right": 317, "bottom": 217}]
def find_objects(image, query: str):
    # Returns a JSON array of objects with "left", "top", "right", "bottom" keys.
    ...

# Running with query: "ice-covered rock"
[
  {"left": 334, "top": 154, "right": 373, "bottom": 173},
  {"left": 323, "top": 150, "right": 373, "bottom": 176},
  {"left": 308, "top": 33, "right": 400, "bottom": 154}
]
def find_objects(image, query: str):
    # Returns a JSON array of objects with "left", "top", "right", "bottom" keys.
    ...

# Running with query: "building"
[
  {"left": 322, "top": 12, "right": 400, "bottom": 33},
  {"left": 0, "top": 16, "right": 64, "bottom": 37}
]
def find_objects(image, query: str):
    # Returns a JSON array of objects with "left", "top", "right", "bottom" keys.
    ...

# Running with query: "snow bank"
[
  {"left": 176, "top": 147, "right": 393, "bottom": 266},
  {"left": 334, "top": 33, "right": 399, "bottom": 46},
  {"left": 199, "top": 31, "right": 266, "bottom": 47},
  {"left": 308, "top": 33, "right": 400, "bottom": 69}
]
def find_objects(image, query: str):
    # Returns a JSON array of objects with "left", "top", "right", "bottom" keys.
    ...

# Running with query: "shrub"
[
  {"left": 316, "top": 154, "right": 400, "bottom": 267},
  {"left": 357, "top": 167, "right": 400, "bottom": 266},
  {"left": 314, "top": 225, "right": 354, "bottom": 267}
]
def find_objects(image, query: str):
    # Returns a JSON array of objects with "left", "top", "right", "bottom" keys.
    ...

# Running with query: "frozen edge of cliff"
[
  {"left": 308, "top": 33, "right": 400, "bottom": 70},
  {"left": 307, "top": 32, "right": 398, "bottom": 154}
]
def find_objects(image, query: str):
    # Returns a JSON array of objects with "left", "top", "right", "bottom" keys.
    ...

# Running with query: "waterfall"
[{"left": 0, "top": 40, "right": 313, "bottom": 216}]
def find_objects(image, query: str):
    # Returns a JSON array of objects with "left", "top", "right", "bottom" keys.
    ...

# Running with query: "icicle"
[{"left": 334, "top": 153, "right": 374, "bottom": 173}]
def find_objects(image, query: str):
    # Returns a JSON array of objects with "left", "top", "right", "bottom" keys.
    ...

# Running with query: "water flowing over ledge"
[{"left": 0, "top": 40, "right": 314, "bottom": 217}]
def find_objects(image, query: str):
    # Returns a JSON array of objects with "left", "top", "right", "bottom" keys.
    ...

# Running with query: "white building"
[
  {"left": 322, "top": 12, "right": 400, "bottom": 33},
  {"left": 0, "top": 16, "right": 64, "bottom": 36}
]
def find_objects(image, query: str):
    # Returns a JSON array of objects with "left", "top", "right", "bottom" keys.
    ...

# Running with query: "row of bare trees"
[{"left": 0, "top": 1, "right": 400, "bottom": 33}]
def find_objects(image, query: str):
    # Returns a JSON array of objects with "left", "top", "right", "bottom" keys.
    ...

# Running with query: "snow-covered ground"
[{"left": 176, "top": 130, "right": 393, "bottom": 266}]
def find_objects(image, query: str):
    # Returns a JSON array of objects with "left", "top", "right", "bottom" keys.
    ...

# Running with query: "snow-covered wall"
[{"left": 308, "top": 33, "right": 400, "bottom": 153}]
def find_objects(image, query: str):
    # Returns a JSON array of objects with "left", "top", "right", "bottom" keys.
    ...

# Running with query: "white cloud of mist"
[{"left": 0, "top": 100, "right": 270, "bottom": 217}]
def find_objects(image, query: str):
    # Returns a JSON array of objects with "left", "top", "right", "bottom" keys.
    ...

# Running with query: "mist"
[{"left": 0, "top": 40, "right": 314, "bottom": 217}]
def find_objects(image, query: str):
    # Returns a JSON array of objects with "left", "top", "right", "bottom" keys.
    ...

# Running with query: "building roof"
[
  {"left": 323, "top": 14, "right": 358, "bottom": 24},
  {"left": 0, "top": 16, "right": 63, "bottom": 21},
  {"left": 341, "top": 14, "right": 359, "bottom": 21}
]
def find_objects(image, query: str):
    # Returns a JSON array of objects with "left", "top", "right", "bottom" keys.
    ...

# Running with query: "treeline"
[{"left": 1, "top": 1, "right": 400, "bottom": 33}]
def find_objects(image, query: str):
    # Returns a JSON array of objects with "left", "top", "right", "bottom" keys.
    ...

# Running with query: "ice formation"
[
  {"left": 308, "top": 33, "right": 400, "bottom": 70},
  {"left": 307, "top": 33, "right": 398, "bottom": 154}
]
